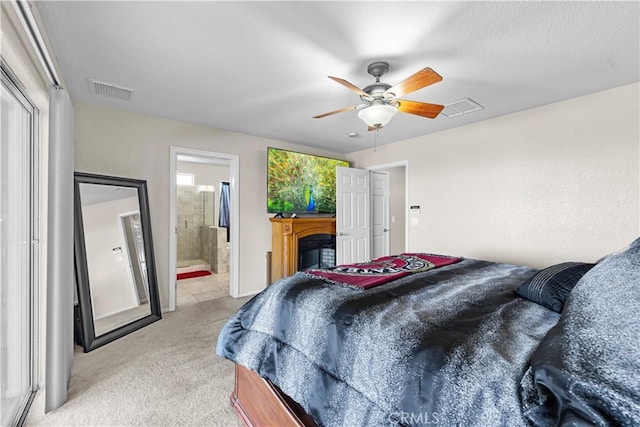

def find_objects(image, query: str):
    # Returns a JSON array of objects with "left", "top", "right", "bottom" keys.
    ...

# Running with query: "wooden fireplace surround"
[{"left": 270, "top": 217, "right": 336, "bottom": 283}]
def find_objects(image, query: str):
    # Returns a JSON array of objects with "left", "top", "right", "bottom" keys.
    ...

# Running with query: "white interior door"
[
  {"left": 336, "top": 167, "right": 370, "bottom": 264},
  {"left": 371, "top": 171, "right": 390, "bottom": 259}
]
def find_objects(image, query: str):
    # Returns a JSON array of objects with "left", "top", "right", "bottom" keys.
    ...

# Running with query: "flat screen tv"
[{"left": 267, "top": 147, "right": 349, "bottom": 214}]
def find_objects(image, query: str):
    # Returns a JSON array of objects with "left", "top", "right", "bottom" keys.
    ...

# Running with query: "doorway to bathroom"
[{"left": 169, "top": 147, "right": 239, "bottom": 311}]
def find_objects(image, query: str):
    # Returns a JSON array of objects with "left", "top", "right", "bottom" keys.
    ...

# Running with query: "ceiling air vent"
[
  {"left": 88, "top": 79, "right": 133, "bottom": 101},
  {"left": 441, "top": 98, "right": 483, "bottom": 118}
]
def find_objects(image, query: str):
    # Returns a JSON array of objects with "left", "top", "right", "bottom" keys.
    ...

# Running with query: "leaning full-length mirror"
[{"left": 74, "top": 172, "right": 161, "bottom": 352}]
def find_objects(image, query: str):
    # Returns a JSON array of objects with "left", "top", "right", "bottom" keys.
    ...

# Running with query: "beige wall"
[
  {"left": 74, "top": 103, "right": 344, "bottom": 306},
  {"left": 177, "top": 161, "right": 230, "bottom": 186},
  {"left": 348, "top": 83, "right": 640, "bottom": 268},
  {"left": 75, "top": 83, "right": 639, "bottom": 305}
]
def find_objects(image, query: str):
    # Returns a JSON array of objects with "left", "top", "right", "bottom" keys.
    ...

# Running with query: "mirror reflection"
[
  {"left": 79, "top": 183, "right": 151, "bottom": 336},
  {"left": 74, "top": 173, "right": 161, "bottom": 352}
]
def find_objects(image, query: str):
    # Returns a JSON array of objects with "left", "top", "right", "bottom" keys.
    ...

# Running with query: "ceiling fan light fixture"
[
  {"left": 314, "top": 63, "right": 443, "bottom": 126},
  {"left": 358, "top": 103, "right": 397, "bottom": 127}
]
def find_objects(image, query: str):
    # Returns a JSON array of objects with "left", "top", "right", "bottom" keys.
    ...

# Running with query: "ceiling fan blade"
[
  {"left": 385, "top": 68, "right": 443, "bottom": 98},
  {"left": 328, "top": 76, "right": 372, "bottom": 99},
  {"left": 313, "top": 105, "right": 362, "bottom": 119},
  {"left": 396, "top": 99, "right": 445, "bottom": 118}
]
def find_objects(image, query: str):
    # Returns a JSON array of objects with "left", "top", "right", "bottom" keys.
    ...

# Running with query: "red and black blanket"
[{"left": 303, "top": 253, "right": 462, "bottom": 290}]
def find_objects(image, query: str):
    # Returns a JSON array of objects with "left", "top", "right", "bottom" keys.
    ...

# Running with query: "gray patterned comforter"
[{"left": 217, "top": 258, "right": 562, "bottom": 426}]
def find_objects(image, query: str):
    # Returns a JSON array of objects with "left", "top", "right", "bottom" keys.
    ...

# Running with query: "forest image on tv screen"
[{"left": 267, "top": 148, "right": 348, "bottom": 213}]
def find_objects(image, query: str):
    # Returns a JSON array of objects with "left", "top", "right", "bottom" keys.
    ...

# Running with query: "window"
[
  {"left": 176, "top": 172, "right": 194, "bottom": 186},
  {"left": 0, "top": 61, "right": 39, "bottom": 426}
]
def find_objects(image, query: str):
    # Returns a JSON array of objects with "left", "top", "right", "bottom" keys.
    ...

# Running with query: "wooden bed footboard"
[{"left": 231, "top": 363, "right": 317, "bottom": 427}]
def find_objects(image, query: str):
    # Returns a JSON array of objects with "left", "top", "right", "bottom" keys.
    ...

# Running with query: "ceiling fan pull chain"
[{"left": 374, "top": 126, "right": 379, "bottom": 152}]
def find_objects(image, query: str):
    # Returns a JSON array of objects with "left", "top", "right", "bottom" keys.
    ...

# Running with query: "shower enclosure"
[{"left": 176, "top": 185, "right": 228, "bottom": 273}]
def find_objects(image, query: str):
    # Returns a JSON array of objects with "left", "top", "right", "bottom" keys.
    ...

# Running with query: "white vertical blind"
[{"left": 0, "top": 62, "right": 38, "bottom": 427}]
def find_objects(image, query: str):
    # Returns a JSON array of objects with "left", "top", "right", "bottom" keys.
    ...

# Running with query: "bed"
[{"left": 217, "top": 239, "right": 640, "bottom": 426}]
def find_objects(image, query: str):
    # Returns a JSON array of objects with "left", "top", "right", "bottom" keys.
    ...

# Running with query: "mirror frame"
[{"left": 74, "top": 172, "right": 162, "bottom": 352}]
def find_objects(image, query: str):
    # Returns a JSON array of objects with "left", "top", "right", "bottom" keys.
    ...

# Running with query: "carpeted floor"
[{"left": 26, "top": 296, "right": 250, "bottom": 426}]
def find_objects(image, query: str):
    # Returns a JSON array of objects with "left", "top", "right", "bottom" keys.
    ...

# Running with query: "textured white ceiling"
[{"left": 37, "top": 1, "right": 639, "bottom": 154}]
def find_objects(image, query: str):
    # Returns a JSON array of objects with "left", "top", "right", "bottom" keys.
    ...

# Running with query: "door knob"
[{"left": 383, "top": 228, "right": 389, "bottom": 232}]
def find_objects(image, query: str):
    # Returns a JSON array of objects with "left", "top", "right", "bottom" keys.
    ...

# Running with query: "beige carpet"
[{"left": 27, "top": 296, "right": 250, "bottom": 426}]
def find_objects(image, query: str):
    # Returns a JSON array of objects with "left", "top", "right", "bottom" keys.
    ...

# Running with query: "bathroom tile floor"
[
  {"left": 177, "top": 272, "right": 230, "bottom": 306},
  {"left": 177, "top": 259, "right": 230, "bottom": 306}
]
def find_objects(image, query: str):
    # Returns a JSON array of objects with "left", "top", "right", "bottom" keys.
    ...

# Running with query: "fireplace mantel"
[{"left": 270, "top": 217, "right": 336, "bottom": 283}]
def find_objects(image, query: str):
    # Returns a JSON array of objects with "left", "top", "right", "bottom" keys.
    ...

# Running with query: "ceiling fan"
[{"left": 313, "top": 61, "right": 445, "bottom": 130}]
